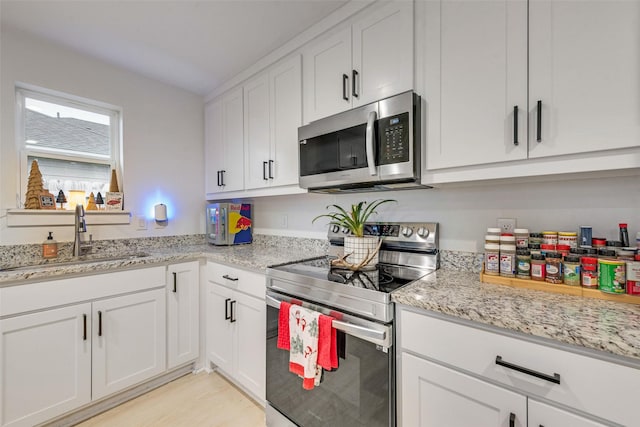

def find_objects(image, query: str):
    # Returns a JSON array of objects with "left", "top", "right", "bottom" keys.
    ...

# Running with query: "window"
[{"left": 16, "top": 86, "right": 121, "bottom": 207}]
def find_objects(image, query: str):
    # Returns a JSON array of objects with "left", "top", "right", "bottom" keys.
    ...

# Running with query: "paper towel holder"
[{"left": 154, "top": 203, "right": 168, "bottom": 223}]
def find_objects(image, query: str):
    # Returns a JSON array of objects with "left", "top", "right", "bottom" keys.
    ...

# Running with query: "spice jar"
[
  {"left": 584, "top": 247, "right": 598, "bottom": 257},
  {"left": 516, "top": 249, "right": 531, "bottom": 279},
  {"left": 606, "top": 240, "right": 623, "bottom": 254},
  {"left": 598, "top": 259, "right": 626, "bottom": 294},
  {"left": 484, "top": 243, "right": 500, "bottom": 276},
  {"left": 531, "top": 254, "right": 546, "bottom": 281},
  {"left": 545, "top": 252, "right": 563, "bottom": 284},
  {"left": 558, "top": 232, "right": 577, "bottom": 248},
  {"left": 563, "top": 255, "right": 581, "bottom": 286},
  {"left": 569, "top": 247, "right": 588, "bottom": 256},
  {"left": 556, "top": 244, "right": 571, "bottom": 259},
  {"left": 499, "top": 244, "right": 516, "bottom": 277},
  {"left": 617, "top": 248, "right": 637, "bottom": 261},
  {"left": 485, "top": 234, "right": 500, "bottom": 245},
  {"left": 581, "top": 257, "right": 598, "bottom": 288},
  {"left": 598, "top": 249, "right": 617, "bottom": 260},
  {"left": 514, "top": 229, "right": 529, "bottom": 249},
  {"left": 529, "top": 232, "right": 543, "bottom": 245},
  {"left": 540, "top": 244, "right": 556, "bottom": 256},
  {"left": 627, "top": 255, "right": 640, "bottom": 295},
  {"left": 500, "top": 235, "right": 516, "bottom": 245},
  {"left": 542, "top": 231, "right": 558, "bottom": 246},
  {"left": 529, "top": 243, "right": 541, "bottom": 256},
  {"left": 487, "top": 227, "right": 501, "bottom": 236},
  {"left": 592, "top": 237, "right": 607, "bottom": 249},
  {"left": 579, "top": 226, "right": 592, "bottom": 247}
]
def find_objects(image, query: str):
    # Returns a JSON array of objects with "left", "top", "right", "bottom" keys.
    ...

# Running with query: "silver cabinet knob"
[
  {"left": 417, "top": 227, "right": 429, "bottom": 238},
  {"left": 401, "top": 227, "right": 413, "bottom": 237}
]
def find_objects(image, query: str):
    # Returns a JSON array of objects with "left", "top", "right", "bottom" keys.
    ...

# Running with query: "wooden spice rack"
[{"left": 480, "top": 270, "right": 640, "bottom": 306}]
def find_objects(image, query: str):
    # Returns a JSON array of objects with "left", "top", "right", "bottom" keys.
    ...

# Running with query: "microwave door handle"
[{"left": 366, "top": 110, "right": 377, "bottom": 176}]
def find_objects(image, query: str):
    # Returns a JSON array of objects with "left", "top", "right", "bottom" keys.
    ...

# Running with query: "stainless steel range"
[{"left": 265, "top": 222, "right": 439, "bottom": 427}]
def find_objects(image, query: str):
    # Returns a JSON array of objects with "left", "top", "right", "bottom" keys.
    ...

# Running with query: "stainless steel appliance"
[
  {"left": 205, "top": 202, "right": 252, "bottom": 245},
  {"left": 298, "top": 91, "right": 429, "bottom": 193},
  {"left": 265, "top": 222, "right": 439, "bottom": 427}
]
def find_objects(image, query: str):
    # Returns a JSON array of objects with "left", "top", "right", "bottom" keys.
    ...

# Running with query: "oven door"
[{"left": 265, "top": 291, "right": 394, "bottom": 427}]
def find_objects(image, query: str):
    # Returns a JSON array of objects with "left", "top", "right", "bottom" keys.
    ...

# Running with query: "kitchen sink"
[{"left": 0, "top": 252, "right": 151, "bottom": 272}]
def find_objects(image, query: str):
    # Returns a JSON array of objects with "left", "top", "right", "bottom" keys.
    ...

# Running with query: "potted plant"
[{"left": 313, "top": 199, "right": 395, "bottom": 270}]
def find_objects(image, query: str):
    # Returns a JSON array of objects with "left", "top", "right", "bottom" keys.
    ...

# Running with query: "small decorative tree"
[
  {"left": 109, "top": 169, "right": 119, "bottom": 192},
  {"left": 25, "top": 160, "right": 44, "bottom": 209},
  {"left": 86, "top": 192, "right": 97, "bottom": 210},
  {"left": 96, "top": 192, "right": 104, "bottom": 210},
  {"left": 56, "top": 190, "right": 67, "bottom": 210}
]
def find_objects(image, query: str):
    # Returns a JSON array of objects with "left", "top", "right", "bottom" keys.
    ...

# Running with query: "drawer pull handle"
[
  {"left": 495, "top": 355, "right": 560, "bottom": 384},
  {"left": 230, "top": 300, "right": 237, "bottom": 323},
  {"left": 222, "top": 274, "right": 238, "bottom": 281},
  {"left": 513, "top": 106, "right": 519, "bottom": 146},
  {"left": 509, "top": 412, "right": 516, "bottom": 427},
  {"left": 224, "top": 298, "right": 231, "bottom": 320},
  {"left": 172, "top": 272, "right": 177, "bottom": 293},
  {"left": 342, "top": 74, "right": 349, "bottom": 102},
  {"left": 98, "top": 311, "right": 103, "bottom": 337},
  {"left": 83, "top": 314, "right": 87, "bottom": 341},
  {"left": 536, "top": 100, "right": 542, "bottom": 142}
]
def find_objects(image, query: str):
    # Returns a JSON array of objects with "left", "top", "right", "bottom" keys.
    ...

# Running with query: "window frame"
[{"left": 15, "top": 84, "right": 123, "bottom": 207}]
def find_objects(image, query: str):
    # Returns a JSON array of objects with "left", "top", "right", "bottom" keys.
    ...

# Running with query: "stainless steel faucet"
[{"left": 73, "top": 204, "right": 92, "bottom": 257}]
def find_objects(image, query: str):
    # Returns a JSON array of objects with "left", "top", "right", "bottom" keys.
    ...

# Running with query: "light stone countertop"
[{"left": 392, "top": 269, "right": 640, "bottom": 363}]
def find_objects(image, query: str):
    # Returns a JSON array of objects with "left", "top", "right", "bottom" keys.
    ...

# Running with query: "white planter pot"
[{"left": 343, "top": 236, "right": 379, "bottom": 269}]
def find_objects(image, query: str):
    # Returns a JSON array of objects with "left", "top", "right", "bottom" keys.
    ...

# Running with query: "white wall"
[
  {"left": 251, "top": 174, "right": 640, "bottom": 253},
  {"left": 0, "top": 27, "right": 204, "bottom": 245}
]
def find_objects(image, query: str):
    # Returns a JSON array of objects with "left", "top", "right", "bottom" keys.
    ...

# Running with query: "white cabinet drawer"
[
  {"left": 206, "top": 262, "right": 264, "bottom": 300},
  {"left": 399, "top": 309, "right": 639, "bottom": 426},
  {"left": 0, "top": 267, "right": 166, "bottom": 317}
]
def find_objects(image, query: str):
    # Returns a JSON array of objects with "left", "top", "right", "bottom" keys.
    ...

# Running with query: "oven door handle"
[{"left": 266, "top": 293, "right": 389, "bottom": 348}]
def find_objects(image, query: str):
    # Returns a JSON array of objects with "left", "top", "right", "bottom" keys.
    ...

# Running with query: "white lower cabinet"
[
  {"left": 398, "top": 306, "right": 638, "bottom": 427},
  {"left": 167, "top": 261, "right": 200, "bottom": 369},
  {"left": 91, "top": 289, "right": 166, "bottom": 400},
  {"left": 0, "top": 304, "right": 91, "bottom": 427},
  {"left": 401, "top": 352, "right": 526, "bottom": 427},
  {"left": 206, "top": 262, "right": 265, "bottom": 402},
  {"left": 0, "top": 267, "right": 167, "bottom": 427}
]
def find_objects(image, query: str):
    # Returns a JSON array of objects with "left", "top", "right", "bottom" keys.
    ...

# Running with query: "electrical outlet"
[
  {"left": 135, "top": 215, "right": 147, "bottom": 230},
  {"left": 497, "top": 218, "right": 516, "bottom": 234},
  {"left": 280, "top": 214, "right": 288, "bottom": 228}
]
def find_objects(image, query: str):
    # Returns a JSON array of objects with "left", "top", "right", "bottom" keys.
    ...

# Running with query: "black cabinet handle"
[
  {"left": 220, "top": 170, "right": 226, "bottom": 186},
  {"left": 230, "top": 300, "right": 237, "bottom": 323},
  {"left": 352, "top": 70, "right": 359, "bottom": 98},
  {"left": 513, "top": 106, "right": 519, "bottom": 146},
  {"left": 268, "top": 160, "right": 274, "bottom": 179},
  {"left": 98, "top": 311, "right": 103, "bottom": 337},
  {"left": 222, "top": 274, "right": 238, "bottom": 281},
  {"left": 496, "top": 356, "right": 560, "bottom": 384},
  {"left": 224, "top": 298, "right": 231, "bottom": 320},
  {"left": 83, "top": 314, "right": 87, "bottom": 341},
  {"left": 536, "top": 100, "right": 542, "bottom": 142},
  {"left": 217, "top": 170, "right": 221, "bottom": 187},
  {"left": 342, "top": 74, "right": 349, "bottom": 101},
  {"left": 263, "top": 161, "right": 268, "bottom": 181},
  {"left": 509, "top": 412, "right": 516, "bottom": 427},
  {"left": 172, "top": 272, "right": 177, "bottom": 293}
]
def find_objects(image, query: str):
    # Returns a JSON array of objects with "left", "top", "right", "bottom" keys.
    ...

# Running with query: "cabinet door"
[
  {"left": 206, "top": 282, "right": 234, "bottom": 374},
  {"left": 528, "top": 400, "right": 609, "bottom": 427},
  {"left": 0, "top": 304, "right": 91, "bottom": 427},
  {"left": 221, "top": 87, "right": 245, "bottom": 192},
  {"left": 352, "top": 1, "right": 413, "bottom": 107},
  {"left": 244, "top": 73, "right": 271, "bottom": 190},
  {"left": 424, "top": 0, "right": 528, "bottom": 170},
  {"left": 269, "top": 54, "right": 302, "bottom": 187},
  {"left": 92, "top": 289, "right": 166, "bottom": 400},
  {"left": 233, "top": 291, "right": 266, "bottom": 402},
  {"left": 303, "top": 26, "right": 352, "bottom": 123},
  {"left": 400, "top": 352, "right": 526, "bottom": 427},
  {"left": 167, "top": 261, "right": 200, "bottom": 369},
  {"left": 205, "top": 99, "right": 224, "bottom": 195},
  {"left": 529, "top": 0, "right": 640, "bottom": 158}
]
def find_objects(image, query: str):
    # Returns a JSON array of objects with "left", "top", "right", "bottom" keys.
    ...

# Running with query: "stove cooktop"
[{"left": 274, "top": 256, "right": 429, "bottom": 294}]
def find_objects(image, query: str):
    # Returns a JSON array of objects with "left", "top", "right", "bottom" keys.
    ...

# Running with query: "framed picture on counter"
[
  {"left": 105, "top": 192, "right": 123, "bottom": 210},
  {"left": 38, "top": 192, "right": 56, "bottom": 210}
]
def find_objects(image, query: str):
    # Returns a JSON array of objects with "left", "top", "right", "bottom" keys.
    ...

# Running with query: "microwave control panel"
[{"left": 378, "top": 112, "right": 410, "bottom": 165}]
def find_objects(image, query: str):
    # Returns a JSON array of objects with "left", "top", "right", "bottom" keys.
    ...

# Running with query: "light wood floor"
[{"left": 76, "top": 372, "right": 266, "bottom": 427}]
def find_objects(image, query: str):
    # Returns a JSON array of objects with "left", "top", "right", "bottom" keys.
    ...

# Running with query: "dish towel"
[{"left": 277, "top": 301, "right": 337, "bottom": 390}]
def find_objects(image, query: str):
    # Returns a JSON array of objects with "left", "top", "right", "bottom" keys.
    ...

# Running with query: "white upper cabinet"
[
  {"left": 205, "top": 87, "right": 244, "bottom": 196},
  {"left": 424, "top": 0, "right": 528, "bottom": 170},
  {"left": 303, "top": 1, "right": 413, "bottom": 123},
  {"left": 244, "top": 55, "right": 302, "bottom": 190},
  {"left": 528, "top": 0, "right": 640, "bottom": 158},
  {"left": 352, "top": 0, "right": 414, "bottom": 107}
]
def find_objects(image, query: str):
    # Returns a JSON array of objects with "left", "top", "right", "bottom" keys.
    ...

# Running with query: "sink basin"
[{"left": 0, "top": 253, "right": 151, "bottom": 272}]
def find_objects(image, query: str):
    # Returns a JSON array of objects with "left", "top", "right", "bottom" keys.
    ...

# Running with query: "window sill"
[{"left": 6, "top": 209, "right": 131, "bottom": 227}]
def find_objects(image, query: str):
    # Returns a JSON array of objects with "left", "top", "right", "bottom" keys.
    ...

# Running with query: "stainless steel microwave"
[{"left": 298, "top": 91, "right": 429, "bottom": 192}]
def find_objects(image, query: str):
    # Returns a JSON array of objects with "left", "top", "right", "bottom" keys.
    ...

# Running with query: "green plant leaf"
[{"left": 312, "top": 199, "right": 396, "bottom": 237}]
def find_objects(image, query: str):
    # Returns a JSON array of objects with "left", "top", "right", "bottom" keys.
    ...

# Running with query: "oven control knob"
[
  {"left": 331, "top": 225, "right": 341, "bottom": 234},
  {"left": 401, "top": 226, "right": 414, "bottom": 237},
  {"left": 417, "top": 227, "right": 429, "bottom": 238},
  {"left": 341, "top": 227, "right": 350, "bottom": 234}
]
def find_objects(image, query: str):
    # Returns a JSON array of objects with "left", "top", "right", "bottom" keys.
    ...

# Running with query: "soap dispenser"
[{"left": 43, "top": 232, "right": 58, "bottom": 259}]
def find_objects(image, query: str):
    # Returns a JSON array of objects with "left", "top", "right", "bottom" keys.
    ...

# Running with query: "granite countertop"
[
  {"left": 0, "top": 241, "right": 327, "bottom": 286},
  {"left": 392, "top": 269, "right": 640, "bottom": 363}
]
